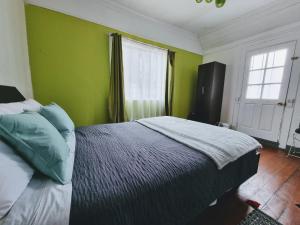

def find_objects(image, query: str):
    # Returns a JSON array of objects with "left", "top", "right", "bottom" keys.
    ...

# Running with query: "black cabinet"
[{"left": 190, "top": 62, "right": 226, "bottom": 125}]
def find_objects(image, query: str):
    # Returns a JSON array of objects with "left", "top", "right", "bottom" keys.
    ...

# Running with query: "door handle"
[{"left": 277, "top": 102, "right": 286, "bottom": 107}]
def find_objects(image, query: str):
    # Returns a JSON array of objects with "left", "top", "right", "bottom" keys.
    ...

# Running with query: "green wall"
[{"left": 25, "top": 5, "right": 202, "bottom": 127}]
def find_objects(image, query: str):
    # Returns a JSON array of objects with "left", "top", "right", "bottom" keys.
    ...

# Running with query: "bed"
[{"left": 0, "top": 85, "right": 261, "bottom": 225}]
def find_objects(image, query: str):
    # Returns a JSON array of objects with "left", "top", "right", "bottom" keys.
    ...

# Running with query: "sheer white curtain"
[{"left": 122, "top": 38, "right": 168, "bottom": 121}]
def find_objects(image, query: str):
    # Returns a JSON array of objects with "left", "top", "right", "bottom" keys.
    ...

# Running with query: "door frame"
[{"left": 232, "top": 37, "right": 300, "bottom": 148}]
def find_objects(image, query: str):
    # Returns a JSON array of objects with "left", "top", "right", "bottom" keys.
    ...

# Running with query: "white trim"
[
  {"left": 279, "top": 41, "right": 300, "bottom": 148},
  {"left": 204, "top": 21, "right": 300, "bottom": 55},
  {"left": 122, "top": 36, "right": 169, "bottom": 52},
  {"left": 25, "top": 0, "right": 203, "bottom": 54},
  {"left": 199, "top": 0, "right": 300, "bottom": 50}
]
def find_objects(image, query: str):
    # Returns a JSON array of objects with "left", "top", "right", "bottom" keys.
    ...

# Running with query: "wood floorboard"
[{"left": 189, "top": 148, "right": 300, "bottom": 225}]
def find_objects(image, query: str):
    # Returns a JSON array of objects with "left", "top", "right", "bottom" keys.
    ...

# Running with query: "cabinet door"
[
  {"left": 196, "top": 63, "right": 214, "bottom": 123},
  {"left": 208, "top": 63, "right": 226, "bottom": 124}
]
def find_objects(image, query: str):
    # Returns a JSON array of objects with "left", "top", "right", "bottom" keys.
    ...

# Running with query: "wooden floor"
[{"left": 190, "top": 148, "right": 300, "bottom": 225}]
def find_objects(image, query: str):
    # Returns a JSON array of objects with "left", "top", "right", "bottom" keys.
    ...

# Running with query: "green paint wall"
[{"left": 25, "top": 5, "right": 203, "bottom": 127}]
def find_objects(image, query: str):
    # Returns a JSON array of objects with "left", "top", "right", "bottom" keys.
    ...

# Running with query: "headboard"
[{"left": 0, "top": 85, "right": 26, "bottom": 103}]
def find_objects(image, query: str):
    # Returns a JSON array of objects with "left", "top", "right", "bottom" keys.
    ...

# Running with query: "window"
[
  {"left": 246, "top": 49, "right": 288, "bottom": 100},
  {"left": 122, "top": 38, "right": 168, "bottom": 120}
]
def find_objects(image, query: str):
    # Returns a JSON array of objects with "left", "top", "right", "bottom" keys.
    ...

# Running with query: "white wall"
[
  {"left": 0, "top": 0, "right": 33, "bottom": 98},
  {"left": 204, "top": 47, "right": 242, "bottom": 124},
  {"left": 204, "top": 21, "right": 300, "bottom": 148}
]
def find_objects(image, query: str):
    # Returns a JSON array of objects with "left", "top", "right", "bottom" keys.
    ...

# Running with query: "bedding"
[
  {"left": 40, "top": 103, "right": 75, "bottom": 138},
  {"left": 0, "top": 99, "right": 41, "bottom": 115},
  {"left": 0, "top": 101, "right": 39, "bottom": 219},
  {"left": 0, "top": 174, "right": 72, "bottom": 225},
  {"left": 70, "top": 122, "right": 259, "bottom": 225},
  {"left": 0, "top": 127, "right": 76, "bottom": 225},
  {"left": 0, "top": 140, "right": 34, "bottom": 219},
  {"left": 138, "top": 116, "right": 261, "bottom": 169},
  {"left": 0, "top": 112, "right": 72, "bottom": 184},
  {"left": 0, "top": 92, "right": 260, "bottom": 225},
  {"left": 0, "top": 120, "right": 260, "bottom": 225}
]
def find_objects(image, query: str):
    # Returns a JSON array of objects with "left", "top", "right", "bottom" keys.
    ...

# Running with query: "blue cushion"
[
  {"left": 0, "top": 112, "right": 72, "bottom": 184},
  {"left": 39, "top": 103, "right": 74, "bottom": 137}
]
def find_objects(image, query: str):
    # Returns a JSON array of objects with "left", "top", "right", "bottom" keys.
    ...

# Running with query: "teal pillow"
[
  {"left": 0, "top": 112, "right": 72, "bottom": 184},
  {"left": 39, "top": 103, "right": 74, "bottom": 138}
]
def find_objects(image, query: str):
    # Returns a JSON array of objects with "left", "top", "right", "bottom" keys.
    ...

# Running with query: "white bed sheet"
[
  {"left": 0, "top": 131, "right": 76, "bottom": 225},
  {"left": 0, "top": 175, "right": 72, "bottom": 225}
]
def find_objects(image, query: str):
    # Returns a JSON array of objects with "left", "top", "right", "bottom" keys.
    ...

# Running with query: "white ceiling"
[{"left": 110, "top": 0, "right": 278, "bottom": 34}]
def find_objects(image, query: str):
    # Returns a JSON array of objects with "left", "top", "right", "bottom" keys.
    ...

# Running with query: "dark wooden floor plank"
[
  {"left": 275, "top": 169, "right": 300, "bottom": 225},
  {"left": 190, "top": 148, "right": 300, "bottom": 225}
]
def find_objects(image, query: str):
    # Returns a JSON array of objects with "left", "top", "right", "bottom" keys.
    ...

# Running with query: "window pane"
[
  {"left": 248, "top": 70, "right": 264, "bottom": 85},
  {"left": 250, "top": 53, "right": 267, "bottom": 70},
  {"left": 246, "top": 85, "right": 262, "bottom": 99},
  {"left": 267, "top": 49, "right": 287, "bottom": 67},
  {"left": 262, "top": 84, "right": 281, "bottom": 100},
  {"left": 122, "top": 38, "right": 167, "bottom": 101},
  {"left": 264, "top": 68, "right": 284, "bottom": 84}
]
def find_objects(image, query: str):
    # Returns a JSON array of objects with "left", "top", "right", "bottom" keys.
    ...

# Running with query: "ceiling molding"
[
  {"left": 199, "top": 0, "right": 300, "bottom": 50},
  {"left": 25, "top": 0, "right": 203, "bottom": 54},
  {"left": 204, "top": 20, "right": 300, "bottom": 55}
]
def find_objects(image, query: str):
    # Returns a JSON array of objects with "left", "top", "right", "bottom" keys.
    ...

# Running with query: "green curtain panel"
[
  {"left": 165, "top": 51, "right": 175, "bottom": 116},
  {"left": 108, "top": 33, "right": 127, "bottom": 123}
]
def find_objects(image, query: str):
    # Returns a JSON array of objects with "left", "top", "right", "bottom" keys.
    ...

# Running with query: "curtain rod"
[{"left": 109, "top": 33, "right": 175, "bottom": 53}]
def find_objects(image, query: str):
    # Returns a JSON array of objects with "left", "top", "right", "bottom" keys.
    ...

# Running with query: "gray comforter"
[{"left": 70, "top": 122, "right": 259, "bottom": 225}]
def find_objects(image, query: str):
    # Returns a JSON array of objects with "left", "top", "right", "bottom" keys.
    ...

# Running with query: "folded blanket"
[{"left": 137, "top": 117, "right": 261, "bottom": 169}]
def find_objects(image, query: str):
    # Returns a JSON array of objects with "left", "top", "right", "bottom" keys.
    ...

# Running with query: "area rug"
[{"left": 239, "top": 209, "right": 283, "bottom": 225}]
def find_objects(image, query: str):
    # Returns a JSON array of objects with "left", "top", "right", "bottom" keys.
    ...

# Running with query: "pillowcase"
[
  {"left": 0, "top": 140, "right": 34, "bottom": 219},
  {"left": 39, "top": 103, "right": 74, "bottom": 137},
  {"left": 0, "top": 99, "right": 41, "bottom": 115},
  {"left": 39, "top": 103, "right": 77, "bottom": 181},
  {"left": 0, "top": 112, "right": 72, "bottom": 185},
  {"left": 22, "top": 99, "right": 42, "bottom": 112}
]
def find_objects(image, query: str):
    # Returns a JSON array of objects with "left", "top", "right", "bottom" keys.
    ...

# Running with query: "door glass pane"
[
  {"left": 262, "top": 84, "right": 281, "bottom": 100},
  {"left": 250, "top": 53, "right": 267, "bottom": 70},
  {"left": 264, "top": 68, "right": 284, "bottom": 83},
  {"left": 246, "top": 85, "right": 262, "bottom": 99},
  {"left": 248, "top": 70, "right": 264, "bottom": 84},
  {"left": 267, "top": 49, "right": 287, "bottom": 67}
]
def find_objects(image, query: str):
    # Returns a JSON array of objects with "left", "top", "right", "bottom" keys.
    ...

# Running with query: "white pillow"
[
  {"left": 0, "top": 99, "right": 41, "bottom": 218},
  {"left": 22, "top": 99, "right": 42, "bottom": 112},
  {"left": 0, "top": 99, "right": 42, "bottom": 115},
  {"left": 0, "top": 141, "right": 34, "bottom": 219}
]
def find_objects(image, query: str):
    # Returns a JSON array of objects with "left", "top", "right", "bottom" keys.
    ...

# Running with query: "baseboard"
[
  {"left": 251, "top": 138, "right": 300, "bottom": 155},
  {"left": 254, "top": 138, "right": 279, "bottom": 149},
  {"left": 285, "top": 145, "right": 300, "bottom": 156},
  {"left": 286, "top": 145, "right": 300, "bottom": 151}
]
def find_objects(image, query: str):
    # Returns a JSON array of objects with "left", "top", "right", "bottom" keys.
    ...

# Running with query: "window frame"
[{"left": 243, "top": 45, "right": 290, "bottom": 102}]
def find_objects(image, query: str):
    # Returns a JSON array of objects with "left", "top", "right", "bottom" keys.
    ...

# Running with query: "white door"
[{"left": 237, "top": 42, "right": 296, "bottom": 142}]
